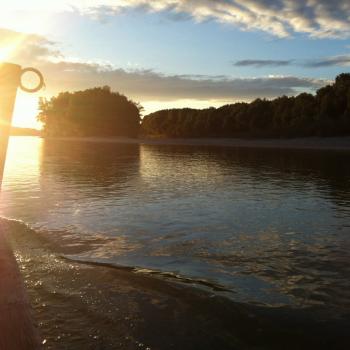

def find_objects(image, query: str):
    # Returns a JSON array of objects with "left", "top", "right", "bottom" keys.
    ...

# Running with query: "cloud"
[
  {"left": 1, "top": 28, "right": 328, "bottom": 104},
  {"left": 79, "top": 0, "right": 350, "bottom": 38},
  {"left": 41, "top": 62, "right": 326, "bottom": 101},
  {"left": 0, "top": 28, "right": 61, "bottom": 63},
  {"left": 234, "top": 59, "right": 292, "bottom": 67},
  {"left": 2, "top": 1, "right": 350, "bottom": 38},
  {"left": 234, "top": 55, "right": 350, "bottom": 68},
  {"left": 303, "top": 55, "right": 350, "bottom": 68}
]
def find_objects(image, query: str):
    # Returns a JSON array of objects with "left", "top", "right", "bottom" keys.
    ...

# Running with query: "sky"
[{"left": 0, "top": 0, "right": 350, "bottom": 128}]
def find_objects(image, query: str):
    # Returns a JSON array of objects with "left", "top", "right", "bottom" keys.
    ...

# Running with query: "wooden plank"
[{"left": 0, "top": 229, "right": 40, "bottom": 350}]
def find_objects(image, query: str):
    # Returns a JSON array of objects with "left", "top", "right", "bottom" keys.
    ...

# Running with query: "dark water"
[{"left": 1, "top": 137, "right": 350, "bottom": 349}]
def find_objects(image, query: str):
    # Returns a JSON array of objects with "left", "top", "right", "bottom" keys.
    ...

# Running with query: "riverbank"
[
  {"left": 46, "top": 136, "right": 350, "bottom": 151},
  {"left": 3, "top": 218, "right": 349, "bottom": 350}
]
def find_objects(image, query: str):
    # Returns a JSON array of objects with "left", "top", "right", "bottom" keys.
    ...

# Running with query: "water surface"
[{"left": 1, "top": 136, "right": 350, "bottom": 314}]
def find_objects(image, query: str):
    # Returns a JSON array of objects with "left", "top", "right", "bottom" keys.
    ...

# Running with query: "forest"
[
  {"left": 38, "top": 86, "right": 141, "bottom": 137},
  {"left": 141, "top": 73, "right": 350, "bottom": 138}
]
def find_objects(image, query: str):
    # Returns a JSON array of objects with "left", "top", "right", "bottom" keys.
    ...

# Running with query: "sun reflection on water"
[{"left": 0, "top": 137, "right": 42, "bottom": 214}]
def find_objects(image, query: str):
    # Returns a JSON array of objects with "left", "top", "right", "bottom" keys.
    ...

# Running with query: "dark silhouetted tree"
[{"left": 38, "top": 87, "right": 141, "bottom": 137}]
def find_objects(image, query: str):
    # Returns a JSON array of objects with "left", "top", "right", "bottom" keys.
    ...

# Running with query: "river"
[{"left": 1, "top": 136, "right": 349, "bottom": 349}]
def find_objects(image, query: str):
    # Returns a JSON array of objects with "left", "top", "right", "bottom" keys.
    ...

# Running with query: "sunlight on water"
[
  {"left": 1, "top": 137, "right": 42, "bottom": 217},
  {"left": 2, "top": 136, "right": 42, "bottom": 184}
]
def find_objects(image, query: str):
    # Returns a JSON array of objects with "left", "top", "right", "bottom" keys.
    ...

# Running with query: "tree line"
[
  {"left": 38, "top": 73, "right": 350, "bottom": 139},
  {"left": 141, "top": 73, "right": 350, "bottom": 138}
]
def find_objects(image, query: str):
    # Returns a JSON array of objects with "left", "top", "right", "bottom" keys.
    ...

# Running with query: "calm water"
[{"left": 1, "top": 136, "right": 350, "bottom": 312}]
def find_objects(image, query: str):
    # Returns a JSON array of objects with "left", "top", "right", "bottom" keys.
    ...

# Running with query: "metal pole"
[
  {"left": 0, "top": 63, "right": 21, "bottom": 188},
  {"left": 0, "top": 62, "right": 44, "bottom": 188}
]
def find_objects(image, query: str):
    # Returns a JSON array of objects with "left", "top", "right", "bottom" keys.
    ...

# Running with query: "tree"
[{"left": 38, "top": 87, "right": 142, "bottom": 137}]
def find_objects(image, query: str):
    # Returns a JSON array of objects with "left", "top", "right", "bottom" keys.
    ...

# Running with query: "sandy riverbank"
[{"left": 46, "top": 136, "right": 350, "bottom": 151}]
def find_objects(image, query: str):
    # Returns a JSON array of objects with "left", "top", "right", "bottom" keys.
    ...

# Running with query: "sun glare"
[
  {"left": 0, "top": 44, "right": 19, "bottom": 62},
  {"left": 0, "top": 47, "right": 13, "bottom": 62},
  {"left": 12, "top": 92, "right": 41, "bottom": 129},
  {"left": 0, "top": 34, "right": 27, "bottom": 62}
]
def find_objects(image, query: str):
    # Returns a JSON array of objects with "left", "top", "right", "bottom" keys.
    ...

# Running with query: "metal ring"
[{"left": 20, "top": 67, "right": 45, "bottom": 93}]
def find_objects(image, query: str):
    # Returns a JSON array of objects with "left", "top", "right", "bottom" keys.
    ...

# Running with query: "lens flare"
[{"left": 0, "top": 34, "right": 27, "bottom": 62}]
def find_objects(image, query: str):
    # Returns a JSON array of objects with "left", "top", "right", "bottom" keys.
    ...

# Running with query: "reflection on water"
[{"left": 1, "top": 137, "right": 350, "bottom": 312}]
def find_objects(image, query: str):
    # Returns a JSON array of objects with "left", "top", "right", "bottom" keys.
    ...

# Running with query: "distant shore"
[{"left": 46, "top": 136, "right": 350, "bottom": 152}]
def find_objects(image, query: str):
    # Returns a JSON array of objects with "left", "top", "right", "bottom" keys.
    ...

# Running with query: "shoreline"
[{"left": 43, "top": 136, "right": 350, "bottom": 152}]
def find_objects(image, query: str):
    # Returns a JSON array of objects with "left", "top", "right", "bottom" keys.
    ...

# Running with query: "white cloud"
[
  {"left": 80, "top": 0, "right": 350, "bottom": 38},
  {"left": 2, "top": 1, "right": 350, "bottom": 38}
]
